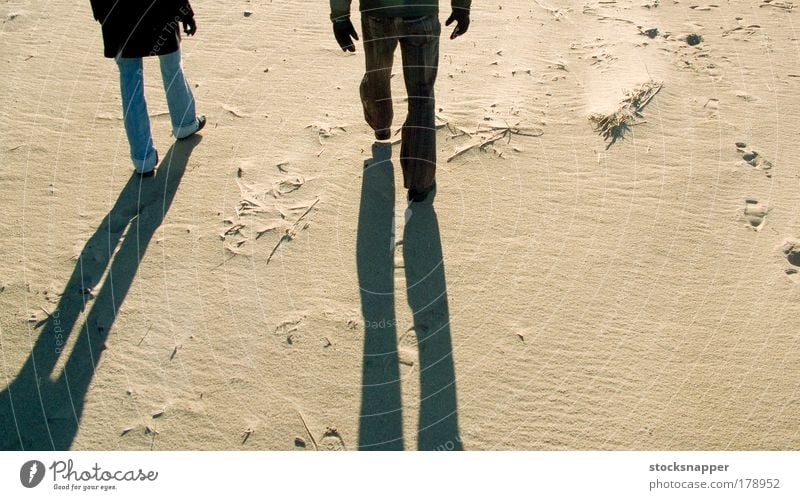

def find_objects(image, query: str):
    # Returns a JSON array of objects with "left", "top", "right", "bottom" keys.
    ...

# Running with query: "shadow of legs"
[
  {"left": 0, "top": 137, "right": 200, "bottom": 450},
  {"left": 404, "top": 202, "right": 461, "bottom": 451},
  {"left": 357, "top": 142, "right": 404, "bottom": 450}
]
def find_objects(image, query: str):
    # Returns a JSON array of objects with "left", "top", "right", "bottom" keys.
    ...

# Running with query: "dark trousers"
[{"left": 360, "top": 14, "right": 440, "bottom": 191}]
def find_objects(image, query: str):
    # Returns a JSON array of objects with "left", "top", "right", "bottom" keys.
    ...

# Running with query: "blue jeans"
[{"left": 116, "top": 49, "right": 199, "bottom": 173}]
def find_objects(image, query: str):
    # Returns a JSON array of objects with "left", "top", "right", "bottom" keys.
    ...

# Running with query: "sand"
[{"left": 1, "top": 0, "right": 799, "bottom": 450}]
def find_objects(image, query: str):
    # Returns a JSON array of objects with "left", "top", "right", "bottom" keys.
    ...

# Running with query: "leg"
[
  {"left": 398, "top": 16, "right": 440, "bottom": 191},
  {"left": 360, "top": 16, "right": 399, "bottom": 139},
  {"left": 159, "top": 49, "right": 200, "bottom": 139},
  {"left": 116, "top": 56, "right": 158, "bottom": 173}
]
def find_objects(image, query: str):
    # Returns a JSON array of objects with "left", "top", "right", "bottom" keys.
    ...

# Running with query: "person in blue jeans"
[
  {"left": 90, "top": 1, "right": 206, "bottom": 175},
  {"left": 330, "top": 0, "right": 471, "bottom": 202}
]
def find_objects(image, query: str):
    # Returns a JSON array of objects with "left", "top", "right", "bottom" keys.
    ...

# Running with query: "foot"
[
  {"left": 375, "top": 128, "right": 391, "bottom": 141},
  {"left": 177, "top": 115, "right": 206, "bottom": 140},
  {"left": 407, "top": 181, "right": 436, "bottom": 204},
  {"left": 136, "top": 151, "right": 158, "bottom": 177}
]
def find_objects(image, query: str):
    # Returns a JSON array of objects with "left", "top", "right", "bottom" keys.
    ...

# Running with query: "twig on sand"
[
  {"left": 297, "top": 411, "right": 319, "bottom": 451},
  {"left": 241, "top": 428, "right": 255, "bottom": 445},
  {"left": 266, "top": 198, "right": 320, "bottom": 264},
  {"left": 533, "top": 0, "right": 571, "bottom": 19},
  {"left": 589, "top": 80, "right": 663, "bottom": 149},
  {"left": 447, "top": 131, "right": 507, "bottom": 162},
  {"left": 137, "top": 324, "right": 153, "bottom": 346},
  {"left": 760, "top": 1, "right": 795, "bottom": 11},
  {"left": 211, "top": 253, "right": 237, "bottom": 270},
  {"left": 222, "top": 105, "right": 248, "bottom": 118},
  {"left": 145, "top": 425, "right": 159, "bottom": 450},
  {"left": 33, "top": 306, "right": 53, "bottom": 329},
  {"left": 446, "top": 126, "right": 543, "bottom": 162},
  {"left": 597, "top": 16, "right": 637, "bottom": 25}
]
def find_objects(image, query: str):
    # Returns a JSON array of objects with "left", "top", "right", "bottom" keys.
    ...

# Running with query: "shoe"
[
  {"left": 136, "top": 152, "right": 158, "bottom": 177},
  {"left": 407, "top": 181, "right": 436, "bottom": 203},
  {"left": 375, "top": 128, "right": 391, "bottom": 141},
  {"left": 178, "top": 115, "right": 206, "bottom": 140}
]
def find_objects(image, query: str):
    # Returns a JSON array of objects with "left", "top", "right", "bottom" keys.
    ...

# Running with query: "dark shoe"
[
  {"left": 178, "top": 115, "right": 206, "bottom": 140},
  {"left": 407, "top": 181, "right": 436, "bottom": 203},
  {"left": 136, "top": 151, "right": 158, "bottom": 177},
  {"left": 375, "top": 128, "right": 391, "bottom": 141}
]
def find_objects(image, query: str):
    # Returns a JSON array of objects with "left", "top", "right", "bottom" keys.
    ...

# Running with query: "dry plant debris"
[{"left": 589, "top": 80, "right": 663, "bottom": 149}]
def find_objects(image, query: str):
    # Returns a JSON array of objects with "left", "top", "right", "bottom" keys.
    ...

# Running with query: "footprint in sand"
[
  {"left": 736, "top": 142, "right": 773, "bottom": 178},
  {"left": 392, "top": 208, "right": 407, "bottom": 267},
  {"left": 398, "top": 328, "right": 418, "bottom": 367},
  {"left": 780, "top": 239, "right": 800, "bottom": 280},
  {"left": 398, "top": 328, "right": 418, "bottom": 349},
  {"left": 319, "top": 427, "right": 345, "bottom": 451},
  {"left": 743, "top": 199, "right": 770, "bottom": 231},
  {"left": 275, "top": 316, "right": 304, "bottom": 345}
]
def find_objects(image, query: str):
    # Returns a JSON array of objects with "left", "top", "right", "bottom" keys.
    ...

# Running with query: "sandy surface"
[{"left": 1, "top": 0, "right": 799, "bottom": 450}]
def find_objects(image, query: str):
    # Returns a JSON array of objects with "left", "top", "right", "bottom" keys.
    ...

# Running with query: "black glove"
[
  {"left": 445, "top": 9, "right": 470, "bottom": 39},
  {"left": 333, "top": 18, "right": 359, "bottom": 52},
  {"left": 183, "top": 17, "right": 197, "bottom": 36}
]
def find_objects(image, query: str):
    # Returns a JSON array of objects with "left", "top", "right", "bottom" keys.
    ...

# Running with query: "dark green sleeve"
[
  {"left": 176, "top": 0, "right": 194, "bottom": 21},
  {"left": 452, "top": 0, "right": 471, "bottom": 11},
  {"left": 89, "top": 0, "right": 108, "bottom": 21},
  {"left": 330, "top": 0, "right": 352, "bottom": 21}
]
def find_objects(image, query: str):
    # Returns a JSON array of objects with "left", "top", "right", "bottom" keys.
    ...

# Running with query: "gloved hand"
[
  {"left": 333, "top": 18, "right": 359, "bottom": 52},
  {"left": 183, "top": 17, "right": 197, "bottom": 36},
  {"left": 445, "top": 9, "right": 470, "bottom": 39}
]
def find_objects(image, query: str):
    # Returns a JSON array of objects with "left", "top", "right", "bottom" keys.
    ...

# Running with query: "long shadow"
[
  {"left": 357, "top": 142, "right": 404, "bottom": 450},
  {"left": 0, "top": 137, "right": 200, "bottom": 450},
  {"left": 403, "top": 194, "right": 461, "bottom": 451},
  {"left": 357, "top": 142, "right": 461, "bottom": 450}
]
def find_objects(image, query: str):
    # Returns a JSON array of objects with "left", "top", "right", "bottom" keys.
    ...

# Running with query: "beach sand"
[{"left": 1, "top": 0, "right": 799, "bottom": 450}]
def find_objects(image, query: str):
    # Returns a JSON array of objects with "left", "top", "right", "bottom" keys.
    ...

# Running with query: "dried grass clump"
[{"left": 589, "top": 80, "right": 663, "bottom": 149}]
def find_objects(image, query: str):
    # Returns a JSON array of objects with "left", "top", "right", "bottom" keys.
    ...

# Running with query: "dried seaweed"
[{"left": 589, "top": 80, "right": 663, "bottom": 149}]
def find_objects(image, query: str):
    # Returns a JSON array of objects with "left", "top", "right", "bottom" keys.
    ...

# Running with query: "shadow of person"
[
  {"left": 403, "top": 196, "right": 462, "bottom": 451},
  {"left": 356, "top": 142, "right": 404, "bottom": 450},
  {"left": 0, "top": 137, "right": 200, "bottom": 450},
  {"left": 356, "top": 142, "right": 461, "bottom": 451}
]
